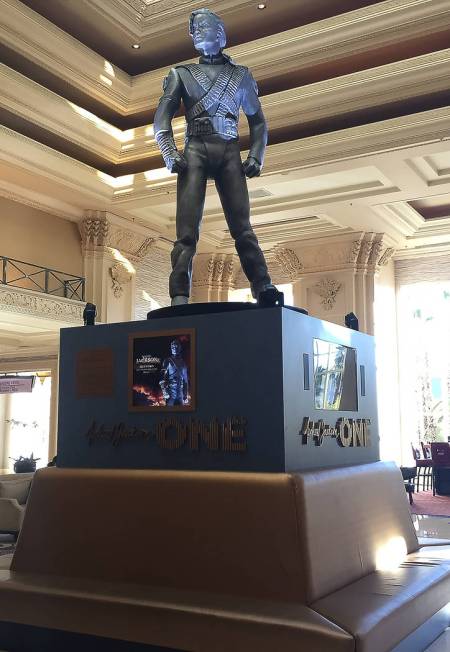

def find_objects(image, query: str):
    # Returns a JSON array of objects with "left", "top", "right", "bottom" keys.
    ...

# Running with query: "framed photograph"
[{"left": 128, "top": 329, "right": 195, "bottom": 411}]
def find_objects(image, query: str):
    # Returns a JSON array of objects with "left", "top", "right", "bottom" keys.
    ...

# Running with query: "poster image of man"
[
  {"left": 160, "top": 339, "right": 189, "bottom": 406},
  {"left": 130, "top": 331, "right": 194, "bottom": 410}
]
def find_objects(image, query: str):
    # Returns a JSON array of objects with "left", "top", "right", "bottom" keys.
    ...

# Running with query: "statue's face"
[
  {"left": 171, "top": 340, "right": 181, "bottom": 356},
  {"left": 191, "top": 14, "right": 221, "bottom": 56}
]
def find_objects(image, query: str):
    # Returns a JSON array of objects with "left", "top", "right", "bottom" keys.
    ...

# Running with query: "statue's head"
[
  {"left": 189, "top": 8, "right": 226, "bottom": 56},
  {"left": 170, "top": 339, "right": 182, "bottom": 356}
]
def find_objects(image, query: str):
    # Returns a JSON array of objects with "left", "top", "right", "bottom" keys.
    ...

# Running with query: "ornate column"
[
  {"left": 79, "top": 211, "right": 155, "bottom": 323},
  {"left": 226, "top": 232, "right": 395, "bottom": 334},
  {"left": 191, "top": 253, "right": 237, "bottom": 303},
  {"left": 287, "top": 233, "right": 395, "bottom": 334},
  {"left": 190, "top": 233, "right": 395, "bottom": 334}
]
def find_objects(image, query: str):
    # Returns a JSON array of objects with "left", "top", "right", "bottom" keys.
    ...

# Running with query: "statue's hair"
[{"left": 189, "top": 8, "right": 226, "bottom": 49}]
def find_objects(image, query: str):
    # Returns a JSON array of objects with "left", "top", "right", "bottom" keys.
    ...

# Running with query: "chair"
[
  {"left": 0, "top": 473, "right": 33, "bottom": 539},
  {"left": 421, "top": 441, "right": 431, "bottom": 459},
  {"left": 410, "top": 443, "right": 432, "bottom": 491},
  {"left": 430, "top": 442, "right": 450, "bottom": 496},
  {"left": 400, "top": 466, "right": 416, "bottom": 505}
]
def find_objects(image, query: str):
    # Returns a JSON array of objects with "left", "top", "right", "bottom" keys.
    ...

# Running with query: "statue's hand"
[
  {"left": 171, "top": 152, "right": 188, "bottom": 174},
  {"left": 242, "top": 156, "right": 261, "bottom": 178}
]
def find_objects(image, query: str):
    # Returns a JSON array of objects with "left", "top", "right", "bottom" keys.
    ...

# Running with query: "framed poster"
[{"left": 129, "top": 329, "right": 195, "bottom": 411}]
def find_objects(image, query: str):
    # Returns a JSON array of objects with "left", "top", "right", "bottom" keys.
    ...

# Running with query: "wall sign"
[
  {"left": 300, "top": 417, "right": 371, "bottom": 447},
  {"left": 0, "top": 376, "right": 35, "bottom": 394},
  {"left": 86, "top": 416, "right": 246, "bottom": 452}
]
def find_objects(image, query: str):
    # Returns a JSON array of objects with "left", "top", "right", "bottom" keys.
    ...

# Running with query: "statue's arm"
[
  {"left": 242, "top": 71, "right": 268, "bottom": 178},
  {"left": 154, "top": 68, "right": 187, "bottom": 173}
]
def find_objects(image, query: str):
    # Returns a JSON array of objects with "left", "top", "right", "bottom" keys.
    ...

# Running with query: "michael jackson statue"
[{"left": 154, "top": 8, "right": 279, "bottom": 306}]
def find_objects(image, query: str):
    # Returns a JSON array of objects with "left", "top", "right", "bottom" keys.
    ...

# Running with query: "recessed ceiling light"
[
  {"left": 132, "top": 43, "right": 141, "bottom": 49},
  {"left": 257, "top": 3, "right": 266, "bottom": 9}
]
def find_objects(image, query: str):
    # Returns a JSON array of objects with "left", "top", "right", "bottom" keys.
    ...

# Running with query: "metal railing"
[{"left": 1, "top": 256, "right": 85, "bottom": 301}]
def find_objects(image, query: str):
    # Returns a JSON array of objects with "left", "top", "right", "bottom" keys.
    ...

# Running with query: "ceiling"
[
  {"left": 19, "top": 0, "right": 380, "bottom": 74},
  {"left": 1, "top": 0, "right": 450, "bottom": 268}
]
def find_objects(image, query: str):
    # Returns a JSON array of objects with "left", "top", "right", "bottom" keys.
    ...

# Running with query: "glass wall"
[
  {"left": 229, "top": 283, "right": 294, "bottom": 305},
  {"left": 0, "top": 372, "right": 52, "bottom": 472},
  {"left": 397, "top": 281, "right": 450, "bottom": 460}
]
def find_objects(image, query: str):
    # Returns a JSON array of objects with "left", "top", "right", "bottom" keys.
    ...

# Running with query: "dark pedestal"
[{"left": 58, "top": 305, "right": 379, "bottom": 472}]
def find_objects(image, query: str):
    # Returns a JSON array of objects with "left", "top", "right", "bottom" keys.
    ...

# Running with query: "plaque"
[{"left": 76, "top": 348, "right": 114, "bottom": 397}]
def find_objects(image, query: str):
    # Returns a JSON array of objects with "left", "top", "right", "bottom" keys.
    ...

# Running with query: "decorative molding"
[
  {"left": 86, "top": 0, "right": 250, "bottom": 36},
  {"left": 192, "top": 253, "right": 237, "bottom": 290},
  {"left": 394, "top": 243, "right": 450, "bottom": 259},
  {"left": 109, "top": 262, "right": 132, "bottom": 298},
  {"left": 368, "top": 240, "right": 384, "bottom": 266},
  {"left": 3, "top": 0, "right": 450, "bottom": 117},
  {"left": 0, "top": 179, "right": 82, "bottom": 223},
  {"left": 378, "top": 247, "right": 395, "bottom": 266},
  {"left": 273, "top": 247, "right": 303, "bottom": 280},
  {"left": 79, "top": 216, "right": 110, "bottom": 248},
  {"left": 134, "top": 244, "right": 171, "bottom": 317},
  {"left": 262, "top": 233, "right": 396, "bottom": 285},
  {"left": 5, "top": 105, "right": 450, "bottom": 226},
  {"left": 0, "top": 285, "right": 84, "bottom": 323},
  {"left": 4, "top": 45, "right": 450, "bottom": 166},
  {"left": 0, "top": 125, "right": 113, "bottom": 204},
  {"left": 80, "top": 212, "right": 155, "bottom": 261},
  {"left": 313, "top": 277, "right": 342, "bottom": 311},
  {"left": 358, "top": 239, "right": 374, "bottom": 267},
  {"left": 348, "top": 238, "right": 363, "bottom": 264}
]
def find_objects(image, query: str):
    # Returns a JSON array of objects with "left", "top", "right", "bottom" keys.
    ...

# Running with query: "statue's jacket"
[{"left": 154, "top": 53, "right": 268, "bottom": 169}]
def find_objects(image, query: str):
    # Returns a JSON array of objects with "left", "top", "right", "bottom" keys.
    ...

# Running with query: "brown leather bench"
[{"left": 0, "top": 462, "right": 448, "bottom": 651}]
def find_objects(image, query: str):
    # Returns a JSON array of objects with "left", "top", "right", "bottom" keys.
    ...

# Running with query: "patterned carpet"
[{"left": 410, "top": 490, "right": 450, "bottom": 517}]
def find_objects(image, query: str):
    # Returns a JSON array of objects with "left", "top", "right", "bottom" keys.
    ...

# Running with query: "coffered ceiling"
[
  {"left": 1, "top": 0, "right": 450, "bottom": 263},
  {"left": 19, "top": 0, "right": 380, "bottom": 74}
]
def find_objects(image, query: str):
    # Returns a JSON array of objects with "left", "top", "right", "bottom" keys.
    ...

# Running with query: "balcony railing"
[{"left": 1, "top": 256, "right": 85, "bottom": 301}]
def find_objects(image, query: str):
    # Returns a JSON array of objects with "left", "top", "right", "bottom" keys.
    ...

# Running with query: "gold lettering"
[
  {"left": 189, "top": 419, "right": 219, "bottom": 450},
  {"left": 206, "top": 419, "right": 219, "bottom": 450},
  {"left": 188, "top": 419, "right": 202, "bottom": 450},
  {"left": 156, "top": 418, "right": 188, "bottom": 450},
  {"left": 338, "top": 418, "right": 352, "bottom": 447},
  {"left": 364, "top": 420, "right": 371, "bottom": 446},
  {"left": 230, "top": 416, "right": 247, "bottom": 452},
  {"left": 353, "top": 420, "right": 365, "bottom": 447}
]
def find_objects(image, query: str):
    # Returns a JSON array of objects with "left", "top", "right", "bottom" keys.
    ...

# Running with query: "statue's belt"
[{"left": 186, "top": 116, "right": 238, "bottom": 138}]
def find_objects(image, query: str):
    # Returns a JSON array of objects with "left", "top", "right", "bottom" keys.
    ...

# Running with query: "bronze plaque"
[{"left": 76, "top": 348, "right": 114, "bottom": 397}]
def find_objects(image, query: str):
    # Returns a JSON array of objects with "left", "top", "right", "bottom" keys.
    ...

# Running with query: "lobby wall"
[{"left": 0, "top": 198, "right": 82, "bottom": 276}]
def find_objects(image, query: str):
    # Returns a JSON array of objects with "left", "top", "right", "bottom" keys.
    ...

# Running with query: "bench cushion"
[
  {"left": 312, "top": 547, "right": 450, "bottom": 652},
  {"left": 295, "top": 462, "right": 419, "bottom": 602},
  {"left": 13, "top": 467, "right": 308, "bottom": 603},
  {"left": 0, "top": 571, "right": 354, "bottom": 652}
]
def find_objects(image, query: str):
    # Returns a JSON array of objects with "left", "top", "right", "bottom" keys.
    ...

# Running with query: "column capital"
[
  {"left": 191, "top": 253, "right": 237, "bottom": 302},
  {"left": 79, "top": 211, "right": 156, "bottom": 263}
]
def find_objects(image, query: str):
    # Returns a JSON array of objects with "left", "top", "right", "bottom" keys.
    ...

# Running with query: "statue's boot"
[
  {"left": 256, "top": 284, "right": 284, "bottom": 307},
  {"left": 171, "top": 295, "right": 189, "bottom": 306}
]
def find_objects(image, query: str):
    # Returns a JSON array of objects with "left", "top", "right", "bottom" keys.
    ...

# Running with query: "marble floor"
[
  {"left": 411, "top": 515, "right": 450, "bottom": 650},
  {"left": 413, "top": 513, "right": 450, "bottom": 543}
]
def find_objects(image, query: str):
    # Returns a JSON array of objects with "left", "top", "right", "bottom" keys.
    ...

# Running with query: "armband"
[{"left": 155, "top": 130, "right": 178, "bottom": 172}]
